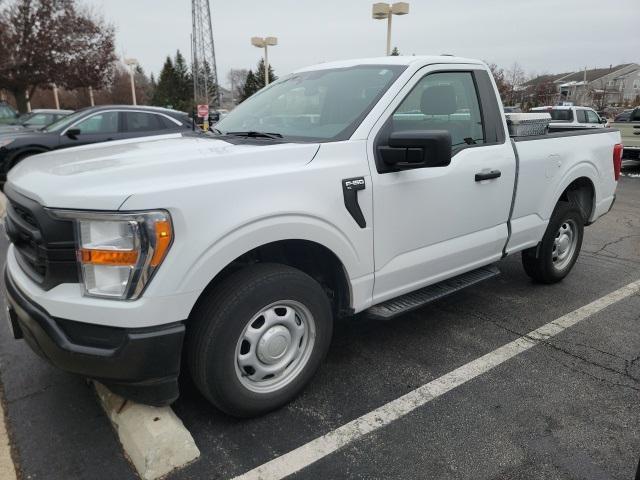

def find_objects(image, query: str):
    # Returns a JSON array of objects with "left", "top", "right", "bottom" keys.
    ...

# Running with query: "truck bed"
[{"left": 506, "top": 128, "right": 621, "bottom": 254}]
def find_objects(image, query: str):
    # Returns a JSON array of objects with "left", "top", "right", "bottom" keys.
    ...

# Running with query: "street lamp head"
[
  {"left": 265, "top": 36, "right": 278, "bottom": 46},
  {"left": 372, "top": 2, "right": 390, "bottom": 19},
  {"left": 391, "top": 2, "right": 409, "bottom": 15},
  {"left": 251, "top": 37, "right": 265, "bottom": 48}
]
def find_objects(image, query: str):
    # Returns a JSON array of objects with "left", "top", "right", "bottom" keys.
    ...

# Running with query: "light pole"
[
  {"left": 124, "top": 58, "right": 139, "bottom": 105},
  {"left": 372, "top": 2, "right": 409, "bottom": 56},
  {"left": 251, "top": 36, "right": 278, "bottom": 86},
  {"left": 52, "top": 84, "right": 60, "bottom": 109}
]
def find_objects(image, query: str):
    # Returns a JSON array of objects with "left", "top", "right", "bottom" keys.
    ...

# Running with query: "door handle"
[{"left": 475, "top": 170, "right": 501, "bottom": 181}]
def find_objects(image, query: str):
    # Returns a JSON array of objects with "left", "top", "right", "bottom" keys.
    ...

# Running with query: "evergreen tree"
[
  {"left": 152, "top": 56, "right": 176, "bottom": 108},
  {"left": 390, "top": 46, "right": 400, "bottom": 56},
  {"left": 152, "top": 51, "right": 192, "bottom": 111},
  {"left": 172, "top": 50, "right": 193, "bottom": 111},
  {"left": 201, "top": 60, "right": 219, "bottom": 106},
  {"left": 254, "top": 58, "right": 277, "bottom": 89},
  {"left": 238, "top": 58, "right": 277, "bottom": 103},
  {"left": 239, "top": 70, "right": 259, "bottom": 102}
]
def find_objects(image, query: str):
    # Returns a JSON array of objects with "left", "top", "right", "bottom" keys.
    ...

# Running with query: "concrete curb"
[
  {"left": 94, "top": 382, "right": 200, "bottom": 480},
  {"left": 0, "top": 192, "right": 6, "bottom": 219},
  {"left": 0, "top": 392, "right": 17, "bottom": 480}
]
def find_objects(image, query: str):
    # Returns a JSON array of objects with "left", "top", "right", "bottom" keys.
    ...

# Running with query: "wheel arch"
[
  {"left": 187, "top": 239, "right": 353, "bottom": 321},
  {"left": 548, "top": 164, "right": 598, "bottom": 224},
  {"left": 8, "top": 146, "right": 50, "bottom": 168}
]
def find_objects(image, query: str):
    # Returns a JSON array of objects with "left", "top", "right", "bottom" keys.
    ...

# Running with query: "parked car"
[
  {"left": 4, "top": 56, "right": 622, "bottom": 417},
  {"left": 0, "top": 105, "right": 193, "bottom": 183},
  {"left": 613, "top": 109, "right": 634, "bottom": 122},
  {"left": 0, "top": 109, "right": 73, "bottom": 133},
  {"left": 531, "top": 106, "right": 607, "bottom": 130},
  {"left": 610, "top": 107, "right": 640, "bottom": 160},
  {"left": 502, "top": 106, "right": 522, "bottom": 113},
  {"left": 0, "top": 102, "right": 18, "bottom": 125}
]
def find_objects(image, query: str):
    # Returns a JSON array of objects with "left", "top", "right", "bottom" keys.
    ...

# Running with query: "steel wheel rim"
[
  {"left": 234, "top": 300, "right": 316, "bottom": 394},
  {"left": 552, "top": 219, "right": 578, "bottom": 270}
]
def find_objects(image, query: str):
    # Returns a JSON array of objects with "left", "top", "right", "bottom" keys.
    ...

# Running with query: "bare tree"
[
  {"left": 505, "top": 62, "right": 526, "bottom": 105},
  {"left": 227, "top": 69, "right": 249, "bottom": 104},
  {"left": 485, "top": 62, "right": 509, "bottom": 103},
  {"left": 0, "top": 0, "right": 116, "bottom": 112}
]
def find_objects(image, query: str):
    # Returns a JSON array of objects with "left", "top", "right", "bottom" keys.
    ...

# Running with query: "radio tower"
[{"left": 191, "top": 0, "right": 221, "bottom": 107}]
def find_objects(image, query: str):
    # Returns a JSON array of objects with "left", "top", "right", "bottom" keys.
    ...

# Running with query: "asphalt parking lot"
[{"left": 0, "top": 163, "right": 639, "bottom": 480}]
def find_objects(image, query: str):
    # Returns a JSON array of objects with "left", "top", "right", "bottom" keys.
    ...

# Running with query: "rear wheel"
[
  {"left": 187, "top": 263, "right": 333, "bottom": 417},
  {"left": 522, "top": 202, "right": 584, "bottom": 284}
]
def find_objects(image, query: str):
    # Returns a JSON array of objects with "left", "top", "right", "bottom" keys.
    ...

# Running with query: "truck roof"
[{"left": 295, "top": 55, "right": 485, "bottom": 73}]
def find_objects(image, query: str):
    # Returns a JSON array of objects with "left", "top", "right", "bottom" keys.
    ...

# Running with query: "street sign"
[{"left": 197, "top": 104, "right": 209, "bottom": 118}]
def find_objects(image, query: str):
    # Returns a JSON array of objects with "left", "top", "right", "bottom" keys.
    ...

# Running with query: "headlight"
[{"left": 50, "top": 210, "right": 173, "bottom": 300}]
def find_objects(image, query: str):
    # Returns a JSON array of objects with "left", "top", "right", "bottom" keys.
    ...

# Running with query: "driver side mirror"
[
  {"left": 66, "top": 128, "right": 81, "bottom": 139},
  {"left": 378, "top": 130, "right": 452, "bottom": 172}
]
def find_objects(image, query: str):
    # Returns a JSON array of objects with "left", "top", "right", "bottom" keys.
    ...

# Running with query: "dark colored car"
[
  {"left": 0, "top": 109, "right": 74, "bottom": 133},
  {"left": 0, "top": 102, "right": 18, "bottom": 125},
  {"left": 0, "top": 105, "right": 194, "bottom": 183},
  {"left": 613, "top": 110, "right": 633, "bottom": 122}
]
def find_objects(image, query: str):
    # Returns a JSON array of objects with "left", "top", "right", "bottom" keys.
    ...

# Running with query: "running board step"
[{"left": 365, "top": 265, "right": 500, "bottom": 320}]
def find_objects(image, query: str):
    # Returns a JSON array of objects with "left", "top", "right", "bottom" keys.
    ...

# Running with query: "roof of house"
[
  {"left": 523, "top": 72, "right": 573, "bottom": 87},
  {"left": 559, "top": 64, "right": 634, "bottom": 83}
]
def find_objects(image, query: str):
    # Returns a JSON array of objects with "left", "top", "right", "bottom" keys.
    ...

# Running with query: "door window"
[
  {"left": 585, "top": 110, "right": 600, "bottom": 124},
  {"left": 392, "top": 71, "right": 485, "bottom": 149},
  {"left": 576, "top": 110, "right": 587, "bottom": 123},
  {"left": 74, "top": 112, "right": 119, "bottom": 134},
  {"left": 124, "top": 112, "right": 167, "bottom": 133}
]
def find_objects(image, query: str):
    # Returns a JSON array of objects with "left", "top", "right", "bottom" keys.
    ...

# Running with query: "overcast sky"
[{"left": 85, "top": 0, "right": 638, "bottom": 87}]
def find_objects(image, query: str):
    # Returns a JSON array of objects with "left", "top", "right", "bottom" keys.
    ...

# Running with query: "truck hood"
[{"left": 7, "top": 133, "right": 320, "bottom": 210}]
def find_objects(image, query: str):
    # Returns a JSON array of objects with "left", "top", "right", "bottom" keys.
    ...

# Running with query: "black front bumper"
[{"left": 4, "top": 268, "right": 185, "bottom": 405}]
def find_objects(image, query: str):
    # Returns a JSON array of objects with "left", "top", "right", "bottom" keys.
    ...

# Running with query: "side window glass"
[
  {"left": 125, "top": 112, "right": 166, "bottom": 132},
  {"left": 75, "top": 112, "right": 119, "bottom": 134},
  {"left": 586, "top": 110, "right": 600, "bottom": 123},
  {"left": 393, "top": 71, "right": 485, "bottom": 149},
  {"left": 576, "top": 110, "right": 587, "bottom": 123}
]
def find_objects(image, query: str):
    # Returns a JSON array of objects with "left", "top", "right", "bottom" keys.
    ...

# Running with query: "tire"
[
  {"left": 521, "top": 201, "right": 584, "bottom": 284},
  {"left": 186, "top": 263, "right": 333, "bottom": 417}
]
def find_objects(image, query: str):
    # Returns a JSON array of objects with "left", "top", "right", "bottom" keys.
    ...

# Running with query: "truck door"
[{"left": 367, "top": 66, "right": 516, "bottom": 303}]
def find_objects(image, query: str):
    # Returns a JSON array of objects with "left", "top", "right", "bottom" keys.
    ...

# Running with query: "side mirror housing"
[
  {"left": 66, "top": 128, "right": 81, "bottom": 139},
  {"left": 379, "top": 130, "right": 452, "bottom": 172}
]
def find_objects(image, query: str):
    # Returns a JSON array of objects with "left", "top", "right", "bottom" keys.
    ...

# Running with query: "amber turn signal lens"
[
  {"left": 80, "top": 249, "right": 139, "bottom": 266},
  {"left": 150, "top": 219, "right": 172, "bottom": 267}
]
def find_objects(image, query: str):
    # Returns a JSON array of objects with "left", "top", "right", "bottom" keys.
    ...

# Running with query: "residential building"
[{"left": 524, "top": 63, "right": 640, "bottom": 108}]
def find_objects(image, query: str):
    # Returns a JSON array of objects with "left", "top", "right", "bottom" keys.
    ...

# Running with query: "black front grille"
[{"left": 4, "top": 185, "right": 79, "bottom": 290}]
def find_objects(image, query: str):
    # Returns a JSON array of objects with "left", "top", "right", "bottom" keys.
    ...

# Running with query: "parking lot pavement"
[{"left": 0, "top": 165, "right": 638, "bottom": 480}]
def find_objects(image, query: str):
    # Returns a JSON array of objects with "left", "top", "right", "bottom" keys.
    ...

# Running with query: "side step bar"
[{"left": 365, "top": 265, "right": 500, "bottom": 320}]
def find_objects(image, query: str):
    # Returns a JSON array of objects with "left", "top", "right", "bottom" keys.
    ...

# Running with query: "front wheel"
[
  {"left": 187, "top": 263, "right": 333, "bottom": 417},
  {"left": 522, "top": 202, "right": 584, "bottom": 284}
]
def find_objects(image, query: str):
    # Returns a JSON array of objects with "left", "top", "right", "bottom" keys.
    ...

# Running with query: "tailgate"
[{"left": 613, "top": 122, "right": 640, "bottom": 149}]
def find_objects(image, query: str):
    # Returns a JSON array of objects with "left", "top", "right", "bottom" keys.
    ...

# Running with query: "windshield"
[
  {"left": 216, "top": 65, "right": 406, "bottom": 142},
  {"left": 41, "top": 109, "right": 89, "bottom": 132}
]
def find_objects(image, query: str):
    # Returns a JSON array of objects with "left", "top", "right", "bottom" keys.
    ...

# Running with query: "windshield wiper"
[{"left": 226, "top": 131, "right": 283, "bottom": 139}]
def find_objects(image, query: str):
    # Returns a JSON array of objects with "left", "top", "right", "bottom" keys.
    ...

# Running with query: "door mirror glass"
[
  {"left": 379, "top": 130, "right": 452, "bottom": 171},
  {"left": 66, "top": 128, "right": 81, "bottom": 139}
]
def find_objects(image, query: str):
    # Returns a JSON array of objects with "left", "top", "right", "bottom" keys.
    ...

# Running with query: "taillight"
[{"left": 613, "top": 143, "right": 623, "bottom": 181}]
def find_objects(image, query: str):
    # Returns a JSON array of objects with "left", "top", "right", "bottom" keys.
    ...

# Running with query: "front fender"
[{"left": 176, "top": 213, "right": 369, "bottom": 303}]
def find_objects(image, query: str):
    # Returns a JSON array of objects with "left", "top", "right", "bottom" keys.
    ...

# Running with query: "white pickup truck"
[
  {"left": 530, "top": 105, "right": 607, "bottom": 131},
  {"left": 3, "top": 56, "right": 623, "bottom": 417}
]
